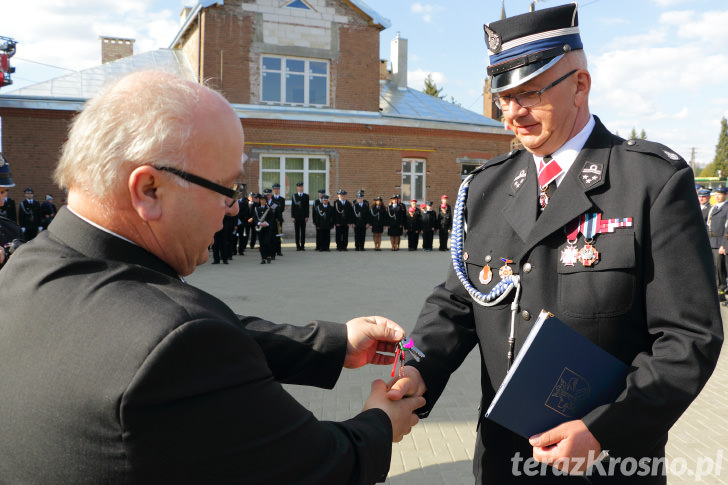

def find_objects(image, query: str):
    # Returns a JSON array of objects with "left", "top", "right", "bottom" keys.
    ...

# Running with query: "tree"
[
  {"left": 701, "top": 117, "right": 728, "bottom": 178},
  {"left": 423, "top": 73, "right": 444, "bottom": 100},
  {"left": 629, "top": 128, "right": 647, "bottom": 140}
]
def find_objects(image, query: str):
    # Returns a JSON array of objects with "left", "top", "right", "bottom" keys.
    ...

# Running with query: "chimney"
[
  {"left": 180, "top": 7, "right": 192, "bottom": 25},
  {"left": 390, "top": 33, "right": 408, "bottom": 89},
  {"left": 100, "top": 36, "right": 135, "bottom": 64}
]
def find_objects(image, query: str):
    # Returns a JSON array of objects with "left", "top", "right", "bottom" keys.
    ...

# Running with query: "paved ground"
[{"left": 188, "top": 227, "right": 728, "bottom": 484}]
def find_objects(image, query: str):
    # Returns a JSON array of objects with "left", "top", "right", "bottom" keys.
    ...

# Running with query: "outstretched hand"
[{"left": 344, "top": 316, "right": 405, "bottom": 368}]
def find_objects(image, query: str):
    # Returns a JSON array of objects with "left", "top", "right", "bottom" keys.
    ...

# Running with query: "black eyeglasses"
[
  {"left": 493, "top": 69, "right": 578, "bottom": 111},
  {"left": 154, "top": 166, "right": 243, "bottom": 205}
]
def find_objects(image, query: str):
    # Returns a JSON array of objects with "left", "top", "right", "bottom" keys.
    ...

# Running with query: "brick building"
[{"left": 0, "top": 0, "right": 512, "bottom": 206}]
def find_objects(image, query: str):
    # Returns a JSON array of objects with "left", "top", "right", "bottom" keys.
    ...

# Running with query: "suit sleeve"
[
  {"left": 582, "top": 166, "right": 724, "bottom": 457},
  {"left": 238, "top": 316, "right": 347, "bottom": 388},
  {"left": 122, "top": 318, "right": 392, "bottom": 484}
]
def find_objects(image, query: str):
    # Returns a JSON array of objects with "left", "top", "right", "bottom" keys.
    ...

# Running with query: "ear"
[
  {"left": 128, "top": 165, "right": 163, "bottom": 222},
  {"left": 574, "top": 69, "right": 591, "bottom": 108}
]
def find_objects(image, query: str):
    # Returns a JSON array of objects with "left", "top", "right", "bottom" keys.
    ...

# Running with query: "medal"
[
  {"left": 499, "top": 258, "right": 513, "bottom": 279},
  {"left": 479, "top": 265, "right": 493, "bottom": 285},
  {"left": 578, "top": 243, "right": 599, "bottom": 266},
  {"left": 561, "top": 218, "right": 580, "bottom": 267},
  {"left": 578, "top": 213, "right": 602, "bottom": 267}
]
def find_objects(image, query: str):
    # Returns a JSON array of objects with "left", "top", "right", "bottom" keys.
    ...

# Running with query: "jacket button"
[
  {"left": 521, "top": 310, "right": 531, "bottom": 321},
  {"left": 485, "top": 254, "right": 492, "bottom": 263},
  {"left": 523, "top": 262, "right": 532, "bottom": 273}
]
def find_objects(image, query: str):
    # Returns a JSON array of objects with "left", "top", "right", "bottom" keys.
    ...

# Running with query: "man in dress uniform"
[
  {"left": 698, "top": 189, "right": 711, "bottom": 222},
  {"left": 708, "top": 186, "right": 728, "bottom": 295},
  {"left": 312, "top": 189, "right": 326, "bottom": 250},
  {"left": 315, "top": 194, "right": 335, "bottom": 251},
  {"left": 420, "top": 201, "right": 437, "bottom": 251},
  {"left": 270, "top": 183, "right": 285, "bottom": 257},
  {"left": 388, "top": 4, "right": 723, "bottom": 483},
  {"left": 334, "top": 189, "right": 353, "bottom": 251},
  {"left": 18, "top": 187, "right": 42, "bottom": 241},
  {"left": 352, "top": 190, "right": 369, "bottom": 251},
  {"left": 255, "top": 191, "right": 276, "bottom": 264},
  {"left": 437, "top": 194, "right": 452, "bottom": 251},
  {"left": 245, "top": 192, "right": 259, "bottom": 250},
  {"left": 235, "top": 193, "right": 251, "bottom": 255},
  {"left": 0, "top": 157, "right": 22, "bottom": 268},
  {"left": 291, "top": 182, "right": 309, "bottom": 251}
]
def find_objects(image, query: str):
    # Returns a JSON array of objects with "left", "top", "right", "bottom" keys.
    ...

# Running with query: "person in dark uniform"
[
  {"left": 212, "top": 206, "right": 237, "bottom": 265},
  {"left": 334, "top": 189, "right": 353, "bottom": 251},
  {"left": 708, "top": 186, "right": 728, "bottom": 295},
  {"left": 420, "top": 201, "right": 437, "bottom": 251},
  {"left": 352, "top": 191, "right": 369, "bottom": 251},
  {"left": 369, "top": 196, "right": 385, "bottom": 251},
  {"left": 0, "top": 157, "right": 22, "bottom": 268},
  {"left": 270, "top": 183, "right": 285, "bottom": 257},
  {"left": 437, "top": 194, "right": 452, "bottom": 251},
  {"left": 388, "top": 4, "right": 723, "bottom": 483},
  {"left": 405, "top": 206, "right": 421, "bottom": 251},
  {"left": 245, "top": 192, "right": 259, "bottom": 250},
  {"left": 311, "top": 189, "right": 325, "bottom": 250},
  {"left": 254, "top": 193, "right": 275, "bottom": 264},
  {"left": 291, "top": 182, "right": 309, "bottom": 251},
  {"left": 40, "top": 195, "right": 57, "bottom": 230},
  {"left": 235, "top": 194, "right": 251, "bottom": 255},
  {"left": 315, "top": 194, "right": 334, "bottom": 251},
  {"left": 18, "top": 187, "right": 42, "bottom": 241},
  {"left": 385, "top": 195, "right": 405, "bottom": 251},
  {"left": 698, "top": 189, "right": 711, "bottom": 223},
  {"left": 0, "top": 153, "right": 16, "bottom": 224}
]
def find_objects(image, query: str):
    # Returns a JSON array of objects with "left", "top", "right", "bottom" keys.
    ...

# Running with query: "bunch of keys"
[{"left": 391, "top": 337, "right": 426, "bottom": 377}]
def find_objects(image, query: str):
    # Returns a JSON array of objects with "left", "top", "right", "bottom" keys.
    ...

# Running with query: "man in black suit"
[
  {"left": 388, "top": 4, "right": 722, "bottom": 483},
  {"left": 291, "top": 181, "right": 310, "bottom": 250},
  {"left": 334, "top": 189, "right": 353, "bottom": 251},
  {"left": 18, "top": 187, "right": 41, "bottom": 240},
  {"left": 0, "top": 71, "right": 424, "bottom": 484},
  {"left": 315, "top": 194, "right": 335, "bottom": 251}
]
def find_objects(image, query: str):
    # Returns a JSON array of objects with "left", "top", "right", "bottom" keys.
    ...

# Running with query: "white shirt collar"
[{"left": 533, "top": 115, "right": 596, "bottom": 187}]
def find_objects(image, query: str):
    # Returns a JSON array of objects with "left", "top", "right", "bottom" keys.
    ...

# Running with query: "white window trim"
[
  {"left": 260, "top": 154, "right": 329, "bottom": 201},
  {"left": 261, "top": 55, "right": 330, "bottom": 107},
  {"left": 402, "top": 158, "right": 426, "bottom": 203}
]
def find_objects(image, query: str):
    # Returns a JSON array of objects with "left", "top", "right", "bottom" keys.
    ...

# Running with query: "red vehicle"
[{"left": 0, "top": 36, "right": 17, "bottom": 87}]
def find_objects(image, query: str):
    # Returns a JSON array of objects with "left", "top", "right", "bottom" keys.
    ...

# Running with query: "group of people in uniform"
[
  {"left": 0, "top": 156, "right": 58, "bottom": 268},
  {"left": 209, "top": 186, "right": 456, "bottom": 262},
  {"left": 698, "top": 184, "right": 728, "bottom": 305}
]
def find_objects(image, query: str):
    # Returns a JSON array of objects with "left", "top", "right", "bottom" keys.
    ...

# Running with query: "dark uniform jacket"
[
  {"left": 0, "top": 208, "right": 392, "bottom": 484},
  {"left": 0, "top": 197, "right": 16, "bottom": 222},
  {"left": 18, "top": 198, "right": 41, "bottom": 232},
  {"left": 700, "top": 202, "right": 711, "bottom": 223},
  {"left": 437, "top": 204, "right": 452, "bottom": 230},
  {"left": 316, "top": 204, "right": 335, "bottom": 231},
  {"left": 291, "top": 192, "right": 310, "bottom": 220},
  {"left": 352, "top": 201, "right": 369, "bottom": 227},
  {"left": 369, "top": 205, "right": 385, "bottom": 233},
  {"left": 334, "top": 199, "right": 353, "bottom": 226},
  {"left": 706, "top": 202, "right": 728, "bottom": 249},
  {"left": 409, "top": 118, "right": 723, "bottom": 483},
  {"left": 421, "top": 209, "right": 438, "bottom": 233},
  {"left": 270, "top": 194, "right": 285, "bottom": 222}
]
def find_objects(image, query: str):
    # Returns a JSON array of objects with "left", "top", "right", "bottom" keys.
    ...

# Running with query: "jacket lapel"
[{"left": 502, "top": 154, "right": 538, "bottom": 242}]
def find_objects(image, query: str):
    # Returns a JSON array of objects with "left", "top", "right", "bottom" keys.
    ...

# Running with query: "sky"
[{"left": 1, "top": 0, "right": 727, "bottom": 168}]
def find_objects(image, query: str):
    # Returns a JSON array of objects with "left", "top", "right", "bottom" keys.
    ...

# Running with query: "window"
[
  {"left": 260, "top": 155, "right": 329, "bottom": 201},
  {"left": 402, "top": 159, "right": 425, "bottom": 202},
  {"left": 262, "top": 56, "right": 329, "bottom": 107}
]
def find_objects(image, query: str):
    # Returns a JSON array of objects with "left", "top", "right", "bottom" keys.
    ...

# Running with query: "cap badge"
[{"left": 484, "top": 25, "right": 502, "bottom": 54}]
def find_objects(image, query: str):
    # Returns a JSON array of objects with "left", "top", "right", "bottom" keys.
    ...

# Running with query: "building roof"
[
  {"left": 3, "top": 49, "right": 195, "bottom": 99},
  {"left": 0, "top": 47, "right": 505, "bottom": 135}
]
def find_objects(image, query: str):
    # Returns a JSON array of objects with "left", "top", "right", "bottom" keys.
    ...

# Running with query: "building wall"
[
  {"left": 241, "top": 118, "right": 512, "bottom": 201},
  {"left": 0, "top": 109, "right": 72, "bottom": 202}
]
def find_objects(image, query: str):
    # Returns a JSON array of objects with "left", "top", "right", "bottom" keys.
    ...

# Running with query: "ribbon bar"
[{"left": 600, "top": 217, "right": 633, "bottom": 233}]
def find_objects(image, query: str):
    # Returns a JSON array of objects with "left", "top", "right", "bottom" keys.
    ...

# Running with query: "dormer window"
[{"left": 261, "top": 55, "right": 329, "bottom": 107}]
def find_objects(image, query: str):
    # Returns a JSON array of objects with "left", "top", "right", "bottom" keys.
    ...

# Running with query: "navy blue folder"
[{"left": 484, "top": 310, "right": 629, "bottom": 438}]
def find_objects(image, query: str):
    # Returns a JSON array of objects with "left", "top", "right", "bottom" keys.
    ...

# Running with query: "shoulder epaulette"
[{"left": 623, "top": 138, "right": 687, "bottom": 169}]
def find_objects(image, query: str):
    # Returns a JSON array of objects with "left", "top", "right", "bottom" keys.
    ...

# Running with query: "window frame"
[{"left": 261, "top": 55, "right": 330, "bottom": 107}]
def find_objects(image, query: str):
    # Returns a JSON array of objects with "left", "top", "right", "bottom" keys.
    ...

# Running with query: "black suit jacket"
[
  {"left": 291, "top": 192, "right": 310, "bottom": 220},
  {"left": 409, "top": 117, "right": 723, "bottom": 482},
  {"left": 0, "top": 208, "right": 391, "bottom": 484},
  {"left": 707, "top": 202, "right": 728, "bottom": 249}
]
